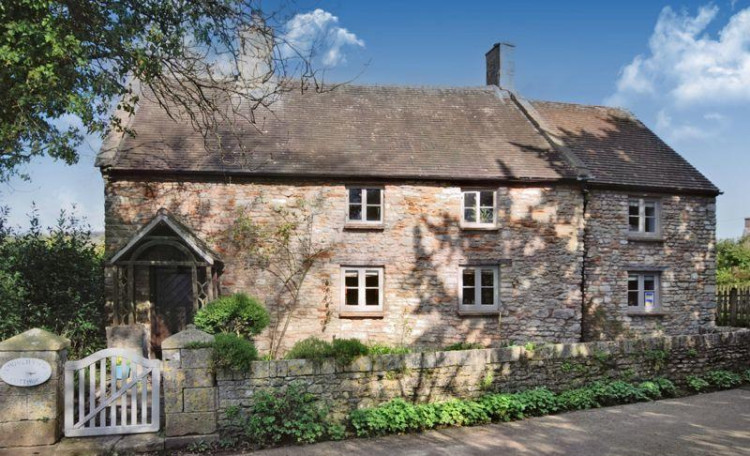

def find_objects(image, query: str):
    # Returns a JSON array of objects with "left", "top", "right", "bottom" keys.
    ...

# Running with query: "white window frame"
[
  {"left": 458, "top": 265, "right": 500, "bottom": 314},
  {"left": 346, "top": 187, "right": 384, "bottom": 224},
  {"left": 627, "top": 272, "right": 661, "bottom": 312},
  {"left": 628, "top": 198, "right": 660, "bottom": 235},
  {"left": 340, "top": 267, "right": 384, "bottom": 312},
  {"left": 461, "top": 189, "right": 497, "bottom": 228}
]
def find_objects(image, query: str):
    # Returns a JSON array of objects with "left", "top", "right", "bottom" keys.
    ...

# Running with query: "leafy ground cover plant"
[
  {"left": 285, "top": 337, "right": 369, "bottom": 364},
  {"left": 442, "top": 342, "right": 485, "bottom": 351},
  {"left": 350, "top": 378, "right": 679, "bottom": 437},
  {"left": 226, "top": 382, "right": 344, "bottom": 447}
]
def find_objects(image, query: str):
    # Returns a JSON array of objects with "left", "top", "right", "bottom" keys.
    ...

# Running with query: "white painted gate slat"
[{"left": 64, "top": 348, "right": 161, "bottom": 437}]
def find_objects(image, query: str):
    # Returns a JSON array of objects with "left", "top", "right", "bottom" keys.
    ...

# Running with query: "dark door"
[{"left": 151, "top": 267, "right": 194, "bottom": 358}]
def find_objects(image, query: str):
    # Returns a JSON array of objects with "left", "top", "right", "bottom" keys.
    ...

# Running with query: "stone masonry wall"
[
  {"left": 583, "top": 190, "right": 717, "bottom": 340},
  {"left": 216, "top": 329, "right": 750, "bottom": 421},
  {"left": 104, "top": 177, "right": 585, "bottom": 352}
]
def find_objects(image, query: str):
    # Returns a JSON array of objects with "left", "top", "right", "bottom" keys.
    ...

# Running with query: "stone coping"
[
  {"left": 0, "top": 328, "right": 70, "bottom": 352},
  {"left": 216, "top": 329, "right": 750, "bottom": 381},
  {"left": 162, "top": 326, "right": 214, "bottom": 349}
]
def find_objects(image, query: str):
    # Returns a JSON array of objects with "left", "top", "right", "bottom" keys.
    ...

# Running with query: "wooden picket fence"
[{"left": 717, "top": 286, "right": 750, "bottom": 327}]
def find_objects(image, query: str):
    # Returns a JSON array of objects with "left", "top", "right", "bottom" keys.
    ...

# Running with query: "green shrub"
[
  {"left": 744, "top": 369, "right": 750, "bottom": 383},
  {"left": 704, "top": 370, "right": 743, "bottom": 389},
  {"left": 478, "top": 394, "right": 524, "bottom": 422},
  {"left": 285, "top": 337, "right": 368, "bottom": 364},
  {"left": 557, "top": 386, "right": 599, "bottom": 411},
  {"left": 211, "top": 333, "right": 258, "bottom": 371},
  {"left": 653, "top": 378, "right": 677, "bottom": 397},
  {"left": 350, "top": 398, "right": 423, "bottom": 437},
  {"left": 638, "top": 381, "right": 662, "bottom": 399},
  {"left": 194, "top": 293, "right": 270, "bottom": 339},
  {"left": 686, "top": 375, "right": 710, "bottom": 392},
  {"left": 0, "top": 208, "right": 105, "bottom": 358},
  {"left": 442, "top": 342, "right": 484, "bottom": 351},
  {"left": 514, "top": 388, "right": 559, "bottom": 416},
  {"left": 368, "top": 343, "right": 411, "bottom": 355},
  {"left": 330, "top": 338, "right": 369, "bottom": 364},
  {"left": 228, "top": 382, "right": 341, "bottom": 446}
]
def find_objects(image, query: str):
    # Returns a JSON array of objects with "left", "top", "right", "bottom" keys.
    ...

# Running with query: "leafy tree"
[
  {"left": 0, "top": 206, "right": 105, "bottom": 357},
  {"left": 0, "top": 0, "right": 325, "bottom": 181},
  {"left": 716, "top": 237, "right": 750, "bottom": 286}
]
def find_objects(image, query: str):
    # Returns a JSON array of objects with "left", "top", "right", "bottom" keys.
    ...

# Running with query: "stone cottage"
[{"left": 97, "top": 44, "right": 719, "bottom": 356}]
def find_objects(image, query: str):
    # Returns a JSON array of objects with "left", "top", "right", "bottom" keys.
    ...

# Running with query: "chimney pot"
[
  {"left": 485, "top": 42, "right": 515, "bottom": 90},
  {"left": 744, "top": 217, "right": 750, "bottom": 238}
]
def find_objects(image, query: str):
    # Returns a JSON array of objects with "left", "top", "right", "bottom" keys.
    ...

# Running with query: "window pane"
[
  {"left": 628, "top": 275, "right": 639, "bottom": 292},
  {"left": 345, "top": 288, "right": 359, "bottom": 306},
  {"left": 349, "top": 204, "right": 362, "bottom": 221},
  {"left": 479, "top": 208, "right": 494, "bottom": 224},
  {"left": 462, "top": 288, "right": 475, "bottom": 304},
  {"left": 481, "top": 269, "right": 494, "bottom": 287},
  {"left": 462, "top": 269, "right": 475, "bottom": 287},
  {"left": 643, "top": 276, "right": 655, "bottom": 291},
  {"left": 365, "top": 289, "right": 379, "bottom": 306},
  {"left": 628, "top": 291, "right": 639, "bottom": 307},
  {"left": 366, "top": 206, "right": 381, "bottom": 221},
  {"left": 629, "top": 201, "right": 639, "bottom": 217},
  {"left": 644, "top": 217, "right": 656, "bottom": 233},
  {"left": 481, "top": 288, "right": 494, "bottom": 305},
  {"left": 464, "top": 192, "right": 477, "bottom": 208},
  {"left": 629, "top": 216, "right": 640, "bottom": 232},
  {"left": 464, "top": 208, "right": 477, "bottom": 223},
  {"left": 349, "top": 188, "right": 362, "bottom": 204},
  {"left": 367, "top": 189, "right": 381, "bottom": 205},
  {"left": 480, "top": 191, "right": 494, "bottom": 207},
  {"left": 365, "top": 271, "right": 379, "bottom": 288},
  {"left": 345, "top": 271, "right": 359, "bottom": 287},
  {"left": 644, "top": 203, "right": 656, "bottom": 217}
]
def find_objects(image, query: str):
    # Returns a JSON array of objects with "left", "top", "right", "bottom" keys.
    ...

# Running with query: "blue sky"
[{"left": 3, "top": 0, "right": 749, "bottom": 238}]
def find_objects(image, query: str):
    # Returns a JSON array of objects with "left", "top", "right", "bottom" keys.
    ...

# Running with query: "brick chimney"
[
  {"left": 485, "top": 42, "right": 515, "bottom": 90},
  {"left": 744, "top": 217, "right": 750, "bottom": 238}
]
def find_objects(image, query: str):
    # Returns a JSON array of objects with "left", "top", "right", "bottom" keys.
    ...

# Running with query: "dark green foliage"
[
  {"left": 194, "top": 293, "right": 270, "bottom": 339},
  {"left": 211, "top": 334, "right": 258, "bottom": 371},
  {"left": 514, "top": 388, "right": 559, "bottom": 416},
  {"left": 686, "top": 375, "right": 710, "bottom": 392},
  {"left": 442, "top": 342, "right": 484, "bottom": 351},
  {"left": 0, "top": 208, "right": 105, "bottom": 358},
  {"left": 717, "top": 238, "right": 750, "bottom": 286},
  {"left": 653, "top": 378, "right": 677, "bottom": 397},
  {"left": 227, "top": 382, "right": 342, "bottom": 446},
  {"left": 284, "top": 337, "right": 368, "bottom": 364},
  {"left": 704, "top": 370, "right": 743, "bottom": 389},
  {"left": 350, "top": 378, "right": 681, "bottom": 438}
]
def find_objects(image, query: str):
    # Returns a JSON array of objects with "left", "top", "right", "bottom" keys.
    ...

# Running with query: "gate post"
[
  {"left": 162, "top": 326, "right": 217, "bottom": 444},
  {"left": 0, "top": 328, "right": 70, "bottom": 450}
]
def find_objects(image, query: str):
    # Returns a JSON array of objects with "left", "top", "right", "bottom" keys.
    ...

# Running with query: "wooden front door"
[{"left": 150, "top": 267, "right": 194, "bottom": 357}]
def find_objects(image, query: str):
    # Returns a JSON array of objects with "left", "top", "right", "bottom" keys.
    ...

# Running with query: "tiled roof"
[
  {"left": 98, "top": 84, "right": 719, "bottom": 194},
  {"left": 100, "top": 85, "right": 578, "bottom": 182},
  {"left": 530, "top": 101, "right": 719, "bottom": 194}
]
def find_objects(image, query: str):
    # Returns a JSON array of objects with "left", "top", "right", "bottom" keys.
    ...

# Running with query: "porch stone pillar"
[
  {"left": 0, "top": 328, "right": 69, "bottom": 450},
  {"left": 162, "top": 326, "right": 217, "bottom": 438}
]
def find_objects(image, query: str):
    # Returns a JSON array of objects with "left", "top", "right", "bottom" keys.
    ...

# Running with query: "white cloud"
[
  {"left": 281, "top": 9, "right": 364, "bottom": 67},
  {"left": 606, "top": 5, "right": 750, "bottom": 107}
]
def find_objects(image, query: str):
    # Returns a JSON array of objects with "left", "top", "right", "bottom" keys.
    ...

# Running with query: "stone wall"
[
  {"left": 216, "top": 329, "right": 750, "bottom": 421},
  {"left": 583, "top": 190, "right": 717, "bottom": 340},
  {"left": 0, "top": 329, "right": 69, "bottom": 450},
  {"left": 104, "top": 178, "right": 585, "bottom": 351}
]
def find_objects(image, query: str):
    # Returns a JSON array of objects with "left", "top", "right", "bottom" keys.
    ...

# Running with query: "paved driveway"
[{"left": 248, "top": 388, "right": 750, "bottom": 456}]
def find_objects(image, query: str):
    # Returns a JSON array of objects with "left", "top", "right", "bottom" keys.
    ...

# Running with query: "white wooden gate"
[{"left": 64, "top": 348, "right": 160, "bottom": 437}]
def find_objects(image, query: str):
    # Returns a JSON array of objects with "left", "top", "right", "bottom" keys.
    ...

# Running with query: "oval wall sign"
[{"left": 0, "top": 358, "right": 52, "bottom": 387}]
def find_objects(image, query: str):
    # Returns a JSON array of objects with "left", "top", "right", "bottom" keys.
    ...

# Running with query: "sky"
[{"left": 3, "top": 0, "right": 749, "bottom": 239}]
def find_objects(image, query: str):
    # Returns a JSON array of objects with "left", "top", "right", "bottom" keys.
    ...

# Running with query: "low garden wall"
[{"left": 214, "top": 329, "right": 750, "bottom": 423}]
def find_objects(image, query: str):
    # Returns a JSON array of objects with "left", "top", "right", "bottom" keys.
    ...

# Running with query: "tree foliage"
[
  {"left": 717, "top": 237, "right": 750, "bottom": 286},
  {"left": 0, "top": 206, "right": 106, "bottom": 357},
  {"left": 0, "top": 0, "right": 324, "bottom": 181}
]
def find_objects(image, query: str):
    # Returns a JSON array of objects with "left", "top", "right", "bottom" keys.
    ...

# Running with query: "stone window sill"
[
  {"left": 339, "top": 310, "right": 385, "bottom": 319},
  {"left": 344, "top": 223, "right": 385, "bottom": 231},
  {"left": 626, "top": 311, "right": 668, "bottom": 317},
  {"left": 627, "top": 233, "right": 664, "bottom": 243},
  {"left": 458, "top": 310, "right": 500, "bottom": 317},
  {"left": 460, "top": 225, "right": 500, "bottom": 232}
]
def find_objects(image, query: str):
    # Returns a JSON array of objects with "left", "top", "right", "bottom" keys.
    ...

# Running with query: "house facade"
[{"left": 98, "top": 45, "right": 719, "bottom": 355}]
